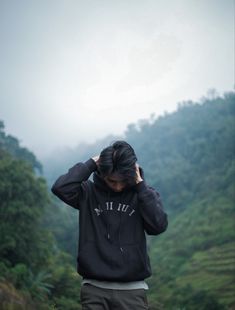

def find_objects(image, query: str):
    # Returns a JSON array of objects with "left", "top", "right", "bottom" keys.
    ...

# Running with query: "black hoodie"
[{"left": 51, "top": 159, "right": 168, "bottom": 282}]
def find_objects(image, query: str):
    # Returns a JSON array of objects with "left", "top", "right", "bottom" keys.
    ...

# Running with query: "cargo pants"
[{"left": 80, "top": 284, "right": 149, "bottom": 310}]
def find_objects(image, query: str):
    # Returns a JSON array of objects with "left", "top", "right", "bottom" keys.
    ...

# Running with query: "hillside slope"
[
  {"left": 42, "top": 91, "right": 235, "bottom": 309},
  {"left": 125, "top": 92, "right": 235, "bottom": 309}
]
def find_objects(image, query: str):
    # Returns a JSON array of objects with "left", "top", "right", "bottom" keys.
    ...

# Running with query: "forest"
[{"left": 0, "top": 91, "right": 234, "bottom": 309}]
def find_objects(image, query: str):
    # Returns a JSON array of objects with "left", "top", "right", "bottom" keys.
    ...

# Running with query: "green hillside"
[
  {"left": 44, "top": 91, "right": 235, "bottom": 309},
  {"left": 0, "top": 123, "right": 82, "bottom": 310},
  {"left": 147, "top": 195, "right": 234, "bottom": 309},
  {"left": 123, "top": 92, "right": 235, "bottom": 309},
  {"left": 127, "top": 93, "right": 235, "bottom": 309},
  {"left": 0, "top": 91, "right": 234, "bottom": 309}
]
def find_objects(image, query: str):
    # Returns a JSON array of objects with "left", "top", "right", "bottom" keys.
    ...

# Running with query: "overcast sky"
[{"left": 0, "top": 0, "right": 234, "bottom": 159}]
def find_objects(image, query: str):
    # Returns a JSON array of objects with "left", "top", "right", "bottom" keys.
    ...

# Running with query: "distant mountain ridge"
[
  {"left": 1, "top": 91, "right": 234, "bottom": 309},
  {"left": 43, "top": 91, "right": 235, "bottom": 309}
]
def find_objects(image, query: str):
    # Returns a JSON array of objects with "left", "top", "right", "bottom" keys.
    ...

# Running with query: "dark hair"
[{"left": 98, "top": 141, "right": 137, "bottom": 184}]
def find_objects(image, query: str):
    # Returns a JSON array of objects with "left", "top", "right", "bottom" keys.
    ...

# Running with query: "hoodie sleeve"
[
  {"left": 135, "top": 181, "right": 168, "bottom": 235},
  {"left": 51, "top": 158, "right": 97, "bottom": 209}
]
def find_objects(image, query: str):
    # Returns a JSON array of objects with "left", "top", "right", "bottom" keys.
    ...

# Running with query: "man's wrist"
[
  {"left": 85, "top": 158, "right": 97, "bottom": 172},
  {"left": 135, "top": 180, "right": 147, "bottom": 192},
  {"left": 136, "top": 177, "right": 143, "bottom": 184}
]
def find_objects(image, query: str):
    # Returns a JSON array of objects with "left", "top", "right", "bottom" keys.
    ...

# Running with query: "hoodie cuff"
[
  {"left": 85, "top": 158, "right": 97, "bottom": 174},
  {"left": 135, "top": 181, "right": 148, "bottom": 192}
]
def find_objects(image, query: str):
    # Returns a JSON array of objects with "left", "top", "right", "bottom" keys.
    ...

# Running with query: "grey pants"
[{"left": 80, "top": 284, "right": 149, "bottom": 310}]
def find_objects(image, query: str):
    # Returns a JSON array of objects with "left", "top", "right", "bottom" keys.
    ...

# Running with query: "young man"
[{"left": 51, "top": 141, "right": 168, "bottom": 310}]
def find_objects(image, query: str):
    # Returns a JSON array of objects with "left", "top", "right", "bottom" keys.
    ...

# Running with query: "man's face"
[{"left": 103, "top": 175, "right": 127, "bottom": 192}]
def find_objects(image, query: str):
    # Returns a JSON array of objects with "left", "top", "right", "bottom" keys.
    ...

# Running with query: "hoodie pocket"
[
  {"left": 77, "top": 242, "right": 150, "bottom": 281},
  {"left": 122, "top": 244, "right": 146, "bottom": 274},
  {"left": 77, "top": 241, "right": 124, "bottom": 278}
]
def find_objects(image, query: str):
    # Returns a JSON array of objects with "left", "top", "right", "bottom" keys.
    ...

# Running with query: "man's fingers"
[{"left": 92, "top": 155, "right": 100, "bottom": 163}]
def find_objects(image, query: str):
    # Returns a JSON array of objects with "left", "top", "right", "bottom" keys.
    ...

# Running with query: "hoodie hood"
[
  {"left": 93, "top": 171, "right": 110, "bottom": 191},
  {"left": 92, "top": 167, "right": 145, "bottom": 193}
]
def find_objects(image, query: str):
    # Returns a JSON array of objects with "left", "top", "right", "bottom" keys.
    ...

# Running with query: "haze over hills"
[
  {"left": 0, "top": 91, "right": 234, "bottom": 309},
  {"left": 1, "top": 1, "right": 233, "bottom": 159}
]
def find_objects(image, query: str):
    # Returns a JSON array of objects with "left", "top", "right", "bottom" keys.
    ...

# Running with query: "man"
[{"left": 51, "top": 140, "right": 168, "bottom": 310}]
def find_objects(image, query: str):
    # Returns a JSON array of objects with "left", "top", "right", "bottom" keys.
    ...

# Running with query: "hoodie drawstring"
[
  {"left": 118, "top": 211, "right": 124, "bottom": 252},
  {"left": 93, "top": 182, "right": 126, "bottom": 253}
]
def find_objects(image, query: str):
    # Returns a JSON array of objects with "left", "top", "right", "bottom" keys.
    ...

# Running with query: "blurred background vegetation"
[{"left": 0, "top": 91, "right": 234, "bottom": 309}]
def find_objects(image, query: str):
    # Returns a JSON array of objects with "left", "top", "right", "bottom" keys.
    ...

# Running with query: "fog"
[{"left": 0, "top": 0, "right": 234, "bottom": 159}]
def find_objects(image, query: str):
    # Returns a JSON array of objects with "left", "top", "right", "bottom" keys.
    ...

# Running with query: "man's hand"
[
  {"left": 135, "top": 163, "right": 143, "bottom": 184},
  {"left": 92, "top": 156, "right": 100, "bottom": 168}
]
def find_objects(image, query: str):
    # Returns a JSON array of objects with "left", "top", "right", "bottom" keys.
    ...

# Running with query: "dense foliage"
[
  {"left": 0, "top": 128, "right": 82, "bottom": 309},
  {"left": 127, "top": 92, "right": 235, "bottom": 309},
  {"left": 0, "top": 91, "right": 234, "bottom": 309},
  {"left": 0, "top": 121, "right": 42, "bottom": 174}
]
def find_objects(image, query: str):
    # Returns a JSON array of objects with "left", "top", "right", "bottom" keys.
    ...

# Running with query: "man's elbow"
[
  {"left": 51, "top": 183, "right": 57, "bottom": 194},
  {"left": 51, "top": 182, "right": 61, "bottom": 197},
  {"left": 158, "top": 217, "right": 168, "bottom": 234}
]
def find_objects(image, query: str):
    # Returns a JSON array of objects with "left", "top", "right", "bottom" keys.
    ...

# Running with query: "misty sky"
[{"left": 0, "top": 0, "right": 234, "bottom": 159}]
